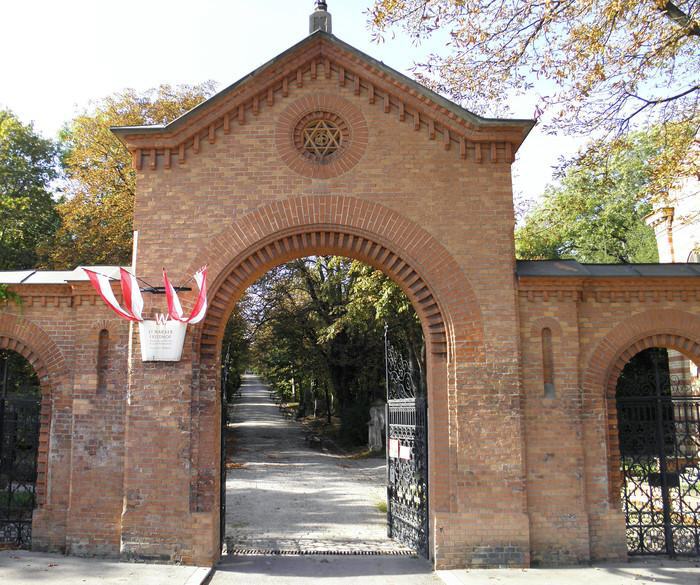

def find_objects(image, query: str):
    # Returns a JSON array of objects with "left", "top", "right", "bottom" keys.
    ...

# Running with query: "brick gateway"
[{"left": 1, "top": 18, "right": 700, "bottom": 569}]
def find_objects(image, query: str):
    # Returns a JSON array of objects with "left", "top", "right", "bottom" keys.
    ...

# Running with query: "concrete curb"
[{"left": 185, "top": 566, "right": 215, "bottom": 585}]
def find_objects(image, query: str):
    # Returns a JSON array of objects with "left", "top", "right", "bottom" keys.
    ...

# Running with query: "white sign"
[
  {"left": 138, "top": 318, "right": 187, "bottom": 362},
  {"left": 389, "top": 438, "right": 400, "bottom": 459}
]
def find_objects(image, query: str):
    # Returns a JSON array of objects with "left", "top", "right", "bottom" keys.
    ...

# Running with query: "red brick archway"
[
  {"left": 184, "top": 195, "right": 486, "bottom": 558},
  {"left": 0, "top": 314, "right": 67, "bottom": 509},
  {"left": 581, "top": 309, "right": 700, "bottom": 558}
]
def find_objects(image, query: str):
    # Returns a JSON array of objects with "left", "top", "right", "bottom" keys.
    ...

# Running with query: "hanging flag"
[
  {"left": 119, "top": 268, "right": 144, "bottom": 322},
  {"left": 163, "top": 266, "right": 208, "bottom": 324},
  {"left": 83, "top": 269, "right": 141, "bottom": 322}
]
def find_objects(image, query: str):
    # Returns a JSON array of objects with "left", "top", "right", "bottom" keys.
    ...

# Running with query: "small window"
[
  {"left": 97, "top": 329, "right": 109, "bottom": 393},
  {"left": 542, "top": 327, "right": 555, "bottom": 398}
]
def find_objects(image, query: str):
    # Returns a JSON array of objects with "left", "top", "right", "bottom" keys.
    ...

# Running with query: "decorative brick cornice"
[
  {"left": 114, "top": 37, "right": 529, "bottom": 172},
  {"left": 6, "top": 282, "right": 123, "bottom": 308},
  {"left": 644, "top": 206, "right": 674, "bottom": 229},
  {"left": 518, "top": 276, "right": 700, "bottom": 303}
]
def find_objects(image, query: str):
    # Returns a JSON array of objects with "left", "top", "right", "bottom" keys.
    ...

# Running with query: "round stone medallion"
[{"left": 276, "top": 95, "right": 368, "bottom": 179}]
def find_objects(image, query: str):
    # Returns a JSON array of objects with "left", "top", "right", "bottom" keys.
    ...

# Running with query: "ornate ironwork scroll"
[
  {"left": 616, "top": 348, "right": 700, "bottom": 556},
  {"left": 385, "top": 326, "right": 429, "bottom": 557},
  {"left": 0, "top": 351, "right": 41, "bottom": 548}
]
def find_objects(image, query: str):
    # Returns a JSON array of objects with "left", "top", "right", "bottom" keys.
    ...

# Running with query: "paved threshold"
[
  {"left": 209, "top": 554, "right": 441, "bottom": 585},
  {"left": 0, "top": 550, "right": 212, "bottom": 585}
]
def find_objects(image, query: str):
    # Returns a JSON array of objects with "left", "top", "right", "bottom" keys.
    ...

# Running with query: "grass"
[
  {"left": 375, "top": 500, "right": 387, "bottom": 514},
  {"left": 348, "top": 448, "right": 385, "bottom": 460}
]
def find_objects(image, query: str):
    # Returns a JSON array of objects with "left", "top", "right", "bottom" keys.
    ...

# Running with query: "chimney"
[{"left": 310, "top": 1, "right": 332, "bottom": 34}]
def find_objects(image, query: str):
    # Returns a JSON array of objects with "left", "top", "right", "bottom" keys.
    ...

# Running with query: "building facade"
[{"left": 1, "top": 10, "right": 699, "bottom": 568}]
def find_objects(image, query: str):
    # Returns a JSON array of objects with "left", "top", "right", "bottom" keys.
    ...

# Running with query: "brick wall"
[
  {"left": 1, "top": 35, "right": 699, "bottom": 570},
  {"left": 518, "top": 277, "right": 700, "bottom": 564}
]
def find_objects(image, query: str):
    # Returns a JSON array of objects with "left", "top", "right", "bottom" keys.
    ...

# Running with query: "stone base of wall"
[
  {"left": 118, "top": 512, "right": 217, "bottom": 566},
  {"left": 589, "top": 510, "right": 628, "bottom": 562},
  {"left": 433, "top": 511, "right": 531, "bottom": 569},
  {"left": 31, "top": 507, "right": 66, "bottom": 553}
]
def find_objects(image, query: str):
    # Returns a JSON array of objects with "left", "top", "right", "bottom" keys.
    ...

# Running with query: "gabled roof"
[{"left": 111, "top": 31, "right": 535, "bottom": 170}]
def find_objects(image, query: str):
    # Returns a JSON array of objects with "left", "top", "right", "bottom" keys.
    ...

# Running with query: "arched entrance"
[
  {"left": 609, "top": 339, "right": 700, "bottom": 557},
  {"left": 184, "top": 196, "right": 485, "bottom": 561},
  {"left": 0, "top": 348, "right": 41, "bottom": 547},
  {"left": 579, "top": 312, "right": 700, "bottom": 560},
  {"left": 218, "top": 254, "right": 430, "bottom": 556}
]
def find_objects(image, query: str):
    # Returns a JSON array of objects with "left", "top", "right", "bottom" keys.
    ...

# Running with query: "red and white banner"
[
  {"left": 84, "top": 266, "right": 208, "bottom": 361},
  {"left": 84, "top": 269, "right": 141, "bottom": 322},
  {"left": 163, "top": 266, "right": 208, "bottom": 324},
  {"left": 119, "top": 268, "right": 144, "bottom": 322}
]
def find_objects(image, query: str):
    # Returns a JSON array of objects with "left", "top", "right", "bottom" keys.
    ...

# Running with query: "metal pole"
[
  {"left": 384, "top": 323, "right": 391, "bottom": 537},
  {"left": 0, "top": 352, "right": 7, "bottom": 490},
  {"left": 1, "top": 352, "right": 8, "bottom": 399},
  {"left": 652, "top": 352, "right": 674, "bottom": 555}
]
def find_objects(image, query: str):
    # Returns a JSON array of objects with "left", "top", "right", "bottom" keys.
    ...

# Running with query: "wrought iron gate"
[
  {"left": 220, "top": 370, "right": 227, "bottom": 552},
  {"left": 616, "top": 348, "right": 700, "bottom": 556},
  {"left": 385, "top": 327, "right": 428, "bottom": 557},
  {"left": 0, "top": 352, "right": 41, "bottom": 548}
]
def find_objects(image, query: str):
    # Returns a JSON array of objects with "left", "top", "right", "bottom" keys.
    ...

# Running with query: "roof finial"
[{"left": 310, "top": 0, "right": 332, "bottom": 34}]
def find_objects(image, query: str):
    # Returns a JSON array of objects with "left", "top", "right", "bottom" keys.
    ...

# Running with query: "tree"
[
  {"left": 515, "top": 128, "right": 665, "bottom": 263},
  {"left": 49, "top": 83, "right": 217, "bottom": 268},
  {"left": 221, "top": 302, "right": 251, "bottom": 403},
  {"left": 369, "top": 0, "right": 700, "bottom": 194},
  {"left": 241, "top": 256, "right": 424, "bottom": 445},
  {"left": 0, "top": 110, "right": 60, "bottom": 271}
]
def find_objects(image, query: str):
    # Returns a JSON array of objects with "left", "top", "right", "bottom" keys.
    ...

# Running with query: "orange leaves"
[{"left": 367, "top": 0, "right": 699, "bottom": 138}]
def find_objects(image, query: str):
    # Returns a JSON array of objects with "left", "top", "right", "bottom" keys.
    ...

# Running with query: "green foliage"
[
  {"left": 515, "top": 128, "right": 679, "bottom": 263},
  {"left": 222, "top": 304, "right": 251, "bottom": 403},
  {"left": 49, "top": 83, "right": 217, "bottom": 268},
  {"left": 0, "top": 349, "right": 40, "bottom": 392},
  {"left": 0, "top": 284, "right": 21, "bottom": 306},
  {"left": 240, "top": 257, "right": 423, "bottom": 445},
  {"left": 0, "top": 110, "right": 60, "bottom": 270}
]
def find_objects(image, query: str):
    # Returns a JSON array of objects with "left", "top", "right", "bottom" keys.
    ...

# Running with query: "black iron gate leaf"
[
  {"left": 385, "top": 326, "right": 429, "bottom": 557},
  {"left": 0, "top": 361, "right": 40, "bottom": 549},
  {"left": 616, "top": 349, "right": 700, "bottom": 556}
]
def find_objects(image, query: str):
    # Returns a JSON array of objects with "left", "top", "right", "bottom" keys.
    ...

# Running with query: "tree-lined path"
[{"left": 224, "top": 374, "right": 406, "bottom": 554}]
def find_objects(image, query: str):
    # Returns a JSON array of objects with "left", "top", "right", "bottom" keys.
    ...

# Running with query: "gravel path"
[{"left": 224, "top": 374, "right": 408, "bottom": 554}]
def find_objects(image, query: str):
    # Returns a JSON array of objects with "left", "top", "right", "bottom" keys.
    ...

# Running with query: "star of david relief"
[
  {"left": 292, "top": 110, "right": 351, "bottom": 166},
  {"left": 283, "top": 102, "right": 364, "bottom": 177},
  {"left": 302, "top": 120, "right": 342, "bottom": 159}
]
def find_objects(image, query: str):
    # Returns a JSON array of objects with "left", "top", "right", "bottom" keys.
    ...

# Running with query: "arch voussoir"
[
  {"left": 185, "top": 195, "right": 484, "bottom": 531},
  {"left": 187, "top": 195, "right": 483, "bottom": 360},
  {"left": 581, "top": 308, "right": 700, "bottom": 523}
]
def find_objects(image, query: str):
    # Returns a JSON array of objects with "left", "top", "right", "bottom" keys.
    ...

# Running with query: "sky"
[{"left": 1, "top": 0, "right": 586, "bottom": 203}]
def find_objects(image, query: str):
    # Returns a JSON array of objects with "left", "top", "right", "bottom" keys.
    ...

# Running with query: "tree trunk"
[{"left": 324, "top": 383, "right": 332, "bottom": 424}]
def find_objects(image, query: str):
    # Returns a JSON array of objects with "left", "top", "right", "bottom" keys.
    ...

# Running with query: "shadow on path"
[{"left": 224, "top": 374, "right": 406, "bottom": 554}]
